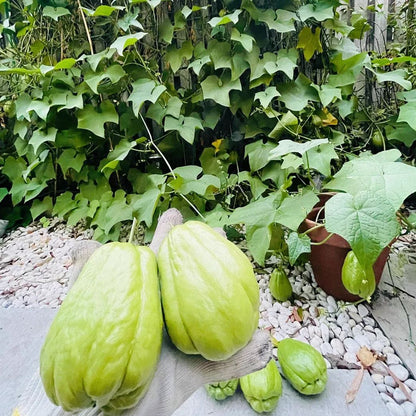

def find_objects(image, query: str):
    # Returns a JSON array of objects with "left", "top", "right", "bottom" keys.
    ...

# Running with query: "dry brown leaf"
[
  {"left": 292, "top": 307, "right": 303, "bottom": 322},
  {"left": 385, "top": 363, "right": 413, "bottom": 402},
  {"left": 345, "top": 364, "right": 365, "bottom": 403},
  {"left": 357, "top": 346, "right": 377, "bottom": 368}
]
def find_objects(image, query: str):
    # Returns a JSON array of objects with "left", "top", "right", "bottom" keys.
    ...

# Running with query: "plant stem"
[
  {"left": 301, "top": 223, "right": 326, "bottom": 235},
  {"left": 128, "top": 217, "right": 138, "bottom": 244},
  {"left": 310, "top": 232, "right": 334, "bottom": 246},
  {"left": 77, "top": 0, "right": 94, "bottom": 55}
]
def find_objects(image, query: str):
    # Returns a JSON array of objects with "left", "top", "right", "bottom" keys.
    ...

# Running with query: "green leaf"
[
  {"left": 43, "top": 6, "right": 71, "bottom": 20},
  {"left": 238, "top": 171, "right": 268, "bottom": 200},
  {"left": 298, "top": 2, "right": 334, "bottom": 22},
  {"left": 208, "top": 40, "right": 232, "bottom": 70},
  {"left": 297, "top": 27, "right": 323, "bottom": 62},
  {"left": 159, "top": 19, "right": 174, "bottom": 43},
  {"left": 325, "top": 191, "right": 400, "bottom": 268},
  {"left": 275, "top": 190, "right": 319, "bottom": 231},
  {"left": 77, "top": 100, "right": 118, "bottom": 138},
  {"left": 269, "top": 139, "right": 328, "bottom": 160},
  {"left": 0, "top": 188, "right": 8, "bottom": 204},
  {"left": 54, "top": 58, "right": 77, "bottom": 70},
  {"left": 131, "top": 0, "right": 161, "bottom": 10},
  {"left": 287, "top": 232, "right": 311, "bottom": 265},
  {"left": 281, "top": 154, "right": 303, "bottom": 170},
  {"left": 30, "top": 196, "right": 53, "bottom": 220},
  {"left": 201, "top": 74, "right": 242, "bottom": 107},
  {"left": 254, "top": 87, "right": 280, "bottom": 108},
  {"left": 313, "top": 84, "right": 342, "bottom": 107},
  {"left": 109, "top": 32, "right": 147, "bottom": 56},
  {"left": 208, "top": 9, "right": 241, "bottom": 26},
  {"left": 245, "top": 141, "right": 276, "bottom": 171},
  {"left": 85, "top": 64, "right": 126, "bottom": 94},
  {"left": 373, "top": 69, "right": 412, "bottom": 90},
  {"left": 130, "top": 188, "right": 162, "bottom": 227},
  {"left": 58, "top": 149, "right": 86, "bottom": 174},
  {"left": 169, "top": 166, "right": 220, "bottom": 197},
  {"left": 165, "top": 40, "right": 193, "bottom": 72},
  {"left": 85, "top": 49, "right": 117, "bottom": 71},
  {"left": 164, "top": 114, "right": 203, "bottom": 144},
  {"left": 303, "top": 142, "right": 338, "bottom": 176},
  {"left": 325, "top": 150, "right": 416, "bottom": 211},
  {"left": 231, "top": 28, "right": 254, "bottom": 52},
  {"left": 118, "top": 10, "right": 143, "bottom": 32},
  {"left": 277, "top": 74, "right": 319, "bottom": 112},
  {"left": 397, "top": 101, "right": 416, "bottom": 131},
  {"left": 83, "top": 5, "right": 123, "bottom": 16},
  {"left": 128, "top": 78, "right": 166, "bottom": 116},
  {"left": 53, "top": 191, "right": 77, "bottom": 217},
  {"left": 268, "top": 111, "right": 300, "bottom": 139},
  {"left": 188, "top": 55, "right": 211, "bottom": 76},
  {"left": 15, "top": 93, "right": 32, "bottom": 121},
  {"left": 246, "top": 224, "right": 272, "bottom": 266},
  {"left": 102, "top": 139, "right": 137, "bottom": 171},
  {"left": 102, "top": 190, "right": 133, "bottom": 234},
  {"left": 385, "top": 123, "right": 416, "bottom": 147},
  {"left": 29, "top": 128, "right": 58, "bottom": 154},
  {"left": 274, "top": 48, "right": 298, "bottom": 80}
]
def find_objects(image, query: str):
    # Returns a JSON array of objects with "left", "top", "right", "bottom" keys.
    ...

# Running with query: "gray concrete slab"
[
  {"left": 0, "top": 307, "right": 391, "bottom": 416},
  {"left": 371, "top": 260, "right": 416, "bottom": 378}
]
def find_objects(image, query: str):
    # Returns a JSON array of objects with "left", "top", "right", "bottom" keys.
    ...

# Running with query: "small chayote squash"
[
  {"left": 158, "top": 221, "right": 260, "bottom": 361},
  {"left": 269, "top": 268, "right": 292, "bottom": 302},
  {"left": 240, "top": 360, "right": 282, "bottom": 413},
  {"left": 342, "top": 250, "right": 376, "bottom": 299},
  {"left": 40, "top": 242, "right": 163, "bottom": 414},
  {"left": 205, "top": 379, "right": 239, "bottom": 401},
  {"left": 277, "top": 338, "right": 327, "bottom": 395}
]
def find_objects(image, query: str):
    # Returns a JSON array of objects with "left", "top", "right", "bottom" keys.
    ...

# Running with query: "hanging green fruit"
[
  {"left": 269, "top": 268, "right": 292, "bottom": 302},
  {"left": 341, "top": 250, "right": 376, "bottom": 300}
]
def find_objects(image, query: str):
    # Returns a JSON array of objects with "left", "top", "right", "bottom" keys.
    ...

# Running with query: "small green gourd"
[
  {"left": 341, "top": 250, "right": 376, "bottom": 300},
  {"left": 240, "top": 360, "right": 282, "bottom": 413},
  {"left": 269, "top": 268, "right": 292, "bottom": 302},
  {"left": 277, "top": 338, "right": 327, "bottom": 395},
  {"left": 205, "top": 379, "right": 239, "bottom": 401}
]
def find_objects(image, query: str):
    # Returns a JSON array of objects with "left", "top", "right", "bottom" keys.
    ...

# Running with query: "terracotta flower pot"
[{"left": 299, "top": 196, "right": 392, "bottom": 302}]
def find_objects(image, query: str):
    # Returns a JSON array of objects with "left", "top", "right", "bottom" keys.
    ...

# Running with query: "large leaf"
[
  {"left": 77, "top": 100, "right": 118, "bottom": 138},
  {"left": 30, "top": 196, "right": 53, "bottom": 220},
  {"left": 101, "top": 139, "right": 137, "bottom": 171},
  {"left": 297, "top": 27, "right": 323, "bottom": 62},
  {"left": 385, "top": 123, "right": 416, "bottom": 147},
  {"left": 109, "top": 33, "right": 147, "bottom": 56},
  {"left": 128, "top": 78, "right": 166, "bottom": 116},
  {"left": 165, "top": 40, "right": 193, "bottom": 73},
  {"left": 43, "top": 6, "right": 71, "bottom": 20},
  {"left": 245, "top": 141, "right": 276, "bottom": 171},
  {"left": 277, "top": 74, "right": 319, "bottom": 112},
  {"left": 304, "top": 142, "right": 338, "bottom": 176},
  {"left": 298, "top": 1, "right": 335, "bottom": 22},
  {"left": 373, "top": 69, "right": 412, "bottom": 91},
  {"left": 325, "top": 191, "right": 400, "bottom": 268},
  {"left": 269, "top": 139, "right": 328, "bottom": 160},
  {"left": 201, "top": 74, "right": 242, "bottom": 107},
  {"left": 164, "top": 114, "right": 203, "bottom": 144},
  {"left": 130, "top": 188, "right": 162, "bottom": 227},
  {"left": 208, "top": 9, "right": 241, "bottom": 26},
  {"left": 29, "top": 128, "right": 58, "bottom": 154},
  {"left": 275, "top": 190, "right": 319, "bottom": 231},
  {"left": 287, "top": 232, "right": 311, "bottom": 265},
  {"left": 58, "top": 149, "right": 86, "bottom": 174},
  {"left": 397, "top": 101, "right": 416, "bottom": 131},
  {"left": 325, "top": 150, "right": 416, "bottom": 211},
  {"left": 85, "top": 64, "right": 126, "bottom": 94}
]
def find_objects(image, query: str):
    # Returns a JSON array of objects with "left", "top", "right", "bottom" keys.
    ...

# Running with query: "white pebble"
[
  {"left": 337, "top": 312, "right": 349, "bottom": 326},
  {"left": 320, "top": 323, "right": 330, "bottom": 343},
  {"left": 372, "top": 340, "right": 387, "bottom": 352},
  {"left": 376, "top": 384, "right": 387, "bottom": 393},
  {"left": 401, "top": 401, "right": 416, "bottom": 416},
  {"left": 349, "top": 311, "right": 363, "bottom": 324},
  {"left": 363, "top": 316, "right": 376, "bottom": 326},
  {"left": 405, "top": 379, "right": 416, "bottom": 391},
  {"left": 372, "top": 373, "right": 385, "bottom": 384},
  {"left": 387, "top": 353, "right": 403, "bottom": 366},
  {"left": 354, "top": 333, "right": 370, "bottom": 347},
  {"left": 357, "top": 304, "right": 369, "bottom": 317},
  {"left": 380, "top": 392, "right": 395, "bottom": 404},
  {"left": 385, "top": 376, "right": 398, "bottom": 387},
  {"left": 330, "top": 338, "right": 345, "bottom": 355},
  {"left": 413, "top": 390, "right": 416, "bottom": 405},
  {"left": 344, "top": 352, "right": 358, "bottom": 364},
  {"left": 393, "top": 388, "right": 409, "bottom": 404},
  {"left": 320, "top": 342, "right": 333, "bottom": 356},
  {"left": 386, "top": 402, "right": 406, "bottom": 416},
  {"left": 390, "top": 365, "right": 410, "bottom": 382},
  {"left": 344, "top": 337, "right": 360, "bottom": 354},
  {"left": 310, "top": 335, "right": 323, "bottom": 349}
]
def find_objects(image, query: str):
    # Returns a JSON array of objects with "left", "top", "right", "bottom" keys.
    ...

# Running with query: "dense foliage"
[{"left": 1, "top": 0, "right": 416, "bottom": 264}]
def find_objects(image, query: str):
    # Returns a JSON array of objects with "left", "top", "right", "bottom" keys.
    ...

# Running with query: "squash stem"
[
  {"left": 310, "top": 232, "right": 334, "bottom": 246},
  {"left": 128, "top": 217, "right": 138, "bottom": 244}
]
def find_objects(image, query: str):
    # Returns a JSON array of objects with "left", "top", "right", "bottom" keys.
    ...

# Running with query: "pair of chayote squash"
[{"left": 40, "top": 221, "right": 260, "bottom": 414}]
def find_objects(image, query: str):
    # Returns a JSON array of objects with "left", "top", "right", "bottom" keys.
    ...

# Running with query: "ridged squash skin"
[
  {"left": 277, "top": 338, "right": 327, "bottom": 395},
  {"left": 205, "top": 379, "right": 239, "bottom": 401},
  {"left": 269, "top": 268, "right": 292, "bottom": 302},
  {"left": 240, "top": 360, "right": 282, "bottom": 413},
  {"left": 40, "top": 242, "right": 163, "bottom": 414},
  {"left": 158, "top": 221, "right": 260, "bottom": 361},
  {"left": 342, "top": 250, "right": 376, "bottom": 299}
]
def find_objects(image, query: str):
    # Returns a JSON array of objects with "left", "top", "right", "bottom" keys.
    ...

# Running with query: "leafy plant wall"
[{"left": 0, "top": 0, "right": 415, "bottom": 262}]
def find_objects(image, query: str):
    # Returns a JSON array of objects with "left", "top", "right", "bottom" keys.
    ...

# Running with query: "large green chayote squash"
[
  {"left": 158, "top": 221, "right": 260, "bottom": 361},
  {"left": 240, "top": 360, "right": 282, "bottom": 413},
  {"left": 277, "top": 338, "right": 327, "bottom": 395},
  {"left": 40, "top": 242, "right": 163, "bottom": 414},
  {"left": 205, "top": 379, "right": 239, "bottom": 401}
]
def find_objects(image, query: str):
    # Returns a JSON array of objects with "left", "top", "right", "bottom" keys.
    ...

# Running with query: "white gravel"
[{"left": 1, "top": 219, "right": 416, "bottom": 415}]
